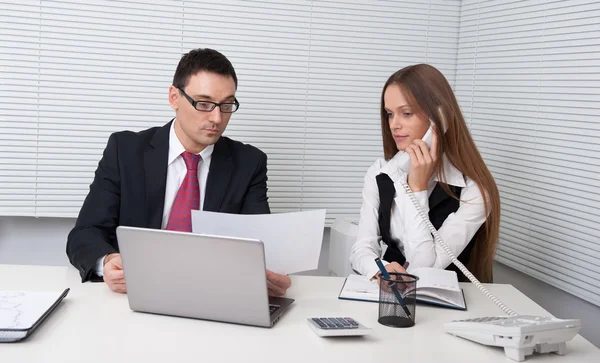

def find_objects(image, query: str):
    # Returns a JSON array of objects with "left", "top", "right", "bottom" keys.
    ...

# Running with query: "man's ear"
[{"left": 168, "top": 85, "right": 179, "bottom": 110}]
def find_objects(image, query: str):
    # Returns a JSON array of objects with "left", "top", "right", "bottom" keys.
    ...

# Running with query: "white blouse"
[{"left": 349, "top": 151, "right": 488, "bottom": 279}]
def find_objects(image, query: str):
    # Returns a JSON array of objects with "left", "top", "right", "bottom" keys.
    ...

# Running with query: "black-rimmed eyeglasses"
[{"left": 178, "top": 87, "right": 239, "bottom": 113}]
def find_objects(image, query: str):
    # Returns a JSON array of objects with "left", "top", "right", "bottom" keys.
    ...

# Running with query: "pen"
[{"left": 374, "top": 258, "right": 412, "bottom": 318}]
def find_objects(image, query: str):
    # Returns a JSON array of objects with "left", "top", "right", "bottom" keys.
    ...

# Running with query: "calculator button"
[
  {"left": 312, "top": 318, "right": 327, "bottom": 328},
  {"left": 324, "top": 318, "right": 336, "bottom": 327},
  {"left": 344, "top": 317, "right": 359, "bottom": 326}
]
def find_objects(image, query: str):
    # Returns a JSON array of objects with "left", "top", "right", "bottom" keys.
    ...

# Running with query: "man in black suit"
[{"left": 66, "top": 48, "right": 291, "bottom": 296}]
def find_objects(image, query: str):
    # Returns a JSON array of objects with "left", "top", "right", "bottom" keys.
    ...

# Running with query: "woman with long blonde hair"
[{"left": 349, "top": 64, "right": 500, "bottom": 283}]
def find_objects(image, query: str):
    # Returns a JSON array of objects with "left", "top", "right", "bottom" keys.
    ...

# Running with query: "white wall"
[{"left": 0, "top": 217, "right": 74, "bottom": 266}]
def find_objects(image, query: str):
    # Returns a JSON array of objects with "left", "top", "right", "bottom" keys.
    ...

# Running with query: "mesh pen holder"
[{"left": 378, "top": 272, "right": 419, "bottom": 328}]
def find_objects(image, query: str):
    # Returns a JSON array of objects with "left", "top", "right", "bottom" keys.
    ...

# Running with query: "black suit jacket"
[{"left": 66, "top": 121, "right": 270, "bottom": 282}]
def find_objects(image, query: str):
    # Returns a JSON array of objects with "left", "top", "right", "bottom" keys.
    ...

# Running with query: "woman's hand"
[
  {"left": 406, "top": 126, "right": 439, "bottom": 192},
  {"left": 371, "top": 261, "right": 407, "bottom": 283}
]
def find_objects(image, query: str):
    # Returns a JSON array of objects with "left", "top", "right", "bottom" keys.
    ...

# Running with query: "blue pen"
[{"left": 374, "top": 258, "right": 412, "bottom": 318}]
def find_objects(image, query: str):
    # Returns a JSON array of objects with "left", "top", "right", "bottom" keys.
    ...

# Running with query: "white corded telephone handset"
[
  {"left": 397, "top": 113, "right": 581, "bottom": 361},
  {"left": 395, "top": 125, "right": 434, "bottom": 174}
]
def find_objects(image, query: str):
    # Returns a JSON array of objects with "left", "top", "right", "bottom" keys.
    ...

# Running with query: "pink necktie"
[{"left": 166, "top": 152, "right": 201, "bottom": 232}]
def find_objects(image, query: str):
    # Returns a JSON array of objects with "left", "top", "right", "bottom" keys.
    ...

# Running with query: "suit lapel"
[
  {"left": 203, "top": 137, "right": 233, "bottom": 212},
  {"left": 144, "top": 121, "right": 171, "bottom": 229}
]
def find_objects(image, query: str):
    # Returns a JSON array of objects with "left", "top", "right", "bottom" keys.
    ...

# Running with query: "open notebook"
[
  {"left": 339, "top": 267, "right": 466, "bottom": 310},
  {"left": 0, "top": 289, "right": 69, "bottom": 342}
]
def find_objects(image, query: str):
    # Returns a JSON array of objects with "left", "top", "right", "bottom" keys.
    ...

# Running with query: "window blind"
[
  {"left": 301, "top": 0, "right": 461, "bottom": 220},
  {"left": 456, "top": 0, "right": 600, "bottom": 306},
  {"left": 0, "top": 0, "right": 461, "bottom": 225},
  {"left": 0, "top": 1, "right": 40, "bottom": 216}
]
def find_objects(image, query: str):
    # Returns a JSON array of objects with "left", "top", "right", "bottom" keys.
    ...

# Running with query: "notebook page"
[
  {"left": 0, "top": 291, "right": 64, "bottom": 330},
  {"left": 411, "top": 267, "right": 461, "bottom": 292},
  {"left": 416, "top": 288, "right": 466, "bottom": 309},
  {"left": 339, "top": 274, "right": 379, "bottom": 301}
]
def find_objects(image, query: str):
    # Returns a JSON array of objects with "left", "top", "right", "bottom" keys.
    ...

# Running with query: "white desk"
[{"left": 1, "top": 264, "right": 598, "bottom": 363}]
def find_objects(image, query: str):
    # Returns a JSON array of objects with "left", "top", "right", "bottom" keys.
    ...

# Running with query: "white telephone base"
[{"left": 444, "top": 315, "right": 581, "bottom": 361}]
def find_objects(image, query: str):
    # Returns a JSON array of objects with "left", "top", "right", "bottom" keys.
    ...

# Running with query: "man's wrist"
[{"left": 104, "top": 253, "right": 119, "bottom": 266}]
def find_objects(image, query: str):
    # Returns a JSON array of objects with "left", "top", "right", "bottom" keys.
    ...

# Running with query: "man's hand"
[
  {"left": 266, "top": 270, "right": 292, "bottom": 297},
  {"left": 104, "top": 253, "right": 126, "bottom": 293}
]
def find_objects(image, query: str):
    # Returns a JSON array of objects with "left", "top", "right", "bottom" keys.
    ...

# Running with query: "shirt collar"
[
  {"left": 168, "top": 119, "right": 215, "bottom": 166},
  {"left": 381, "top": 150, "right": 466, "bottom": 188},
  {"left": 438, "top": 155, "right": 466, "bottom": 187}
]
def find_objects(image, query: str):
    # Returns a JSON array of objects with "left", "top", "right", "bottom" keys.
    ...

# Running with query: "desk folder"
[{"left": 0, "top": 288, "right": 69, "bottom": 342}]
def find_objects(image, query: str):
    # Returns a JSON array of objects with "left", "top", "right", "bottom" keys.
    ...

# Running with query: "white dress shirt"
[
  {"left": 349, "top": 150, "right": 488, "bottom": 279},
  {"left": 96, "top": 120, "right": 214, "bottom": 276}
]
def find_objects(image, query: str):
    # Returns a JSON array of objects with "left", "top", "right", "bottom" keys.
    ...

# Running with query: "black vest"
[{"left": 376, "top": 173, "right": 476, "bottom": 282}]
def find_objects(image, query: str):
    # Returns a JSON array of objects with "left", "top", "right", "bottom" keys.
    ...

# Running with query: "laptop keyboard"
[{"left": 269, "top": 304, "right": 280, "bottom": 314}]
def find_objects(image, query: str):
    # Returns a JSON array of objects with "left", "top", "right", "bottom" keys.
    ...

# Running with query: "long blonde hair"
[{"left": 380, "top": 64, "right": 500, "bottom": 283}]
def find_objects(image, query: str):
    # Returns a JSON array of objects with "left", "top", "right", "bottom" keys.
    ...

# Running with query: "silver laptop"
[{"left": 116, "top": 226, "right": 294, "bottom": 328}]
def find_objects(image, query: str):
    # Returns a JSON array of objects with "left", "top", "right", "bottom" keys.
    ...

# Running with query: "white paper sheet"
[{"left": 192, "top": 209, "right": 326, "bottom": 274}]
